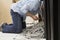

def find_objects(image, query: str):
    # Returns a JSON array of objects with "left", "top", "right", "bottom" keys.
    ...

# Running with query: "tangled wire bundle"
[{"left": 23, "top": 21, "right": 45, "bottom": 39}]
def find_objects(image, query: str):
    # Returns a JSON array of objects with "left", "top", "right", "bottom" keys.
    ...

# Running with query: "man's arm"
[{"left": 26, "top": 11, "right": 39, "bottom": 20}]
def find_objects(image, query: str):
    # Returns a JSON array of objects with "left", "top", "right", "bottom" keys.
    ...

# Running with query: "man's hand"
[
  {"left": 32, "top": 15, "right": 39, "bottom": 20},
  {"left": 26, "top": 12, "right": 39, "bottom": 20}
]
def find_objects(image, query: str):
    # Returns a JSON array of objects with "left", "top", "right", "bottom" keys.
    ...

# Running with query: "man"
[{"left": 2, "top": 0, "right": 43, "bottom": 33}]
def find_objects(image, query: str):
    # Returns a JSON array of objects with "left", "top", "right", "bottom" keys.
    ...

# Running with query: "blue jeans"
[{"left": 2, "top": 9, "right": 26, "bottom": 33}]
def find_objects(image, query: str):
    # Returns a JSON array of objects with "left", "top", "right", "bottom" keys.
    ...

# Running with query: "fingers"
[{"left": 32, "top": 16, "right": 39, "bottom": 20}]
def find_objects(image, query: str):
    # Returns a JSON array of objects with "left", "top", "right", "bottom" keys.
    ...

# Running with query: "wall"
[{"left": 0, "top": 0, "right": 12, "bottom": 24}]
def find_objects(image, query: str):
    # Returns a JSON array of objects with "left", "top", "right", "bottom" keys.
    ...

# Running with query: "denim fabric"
[{"left": 2, "top": 9, "right": 26, "bottom": 33}]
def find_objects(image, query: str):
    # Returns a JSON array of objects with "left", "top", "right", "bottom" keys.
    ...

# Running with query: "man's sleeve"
[{"left": 20, "top": 4, "right": 29, "bottom": 15}]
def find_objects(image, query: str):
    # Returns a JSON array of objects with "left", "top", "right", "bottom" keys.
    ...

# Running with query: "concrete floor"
[{"left": 0, "top": 32, "right": 46, "bottom": 40}]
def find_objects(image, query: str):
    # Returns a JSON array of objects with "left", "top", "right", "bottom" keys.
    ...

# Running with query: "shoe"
[
  {"left": 22, "top": 22, "right": 26, "bottom": 29},
  {"left": 1, "top": 23, "right": 8, "bottom": 29}
]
